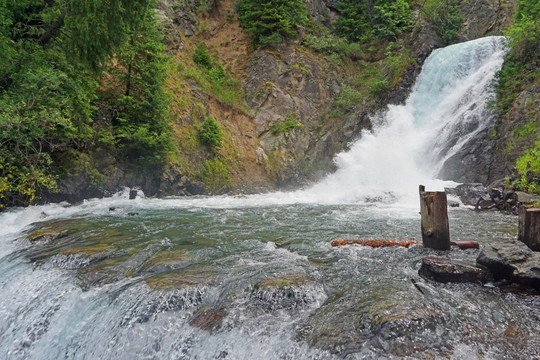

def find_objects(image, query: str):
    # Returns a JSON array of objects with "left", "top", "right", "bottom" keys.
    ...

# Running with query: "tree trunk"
[
  {"left": 518, "top": 206, "right": 540, "bottom": 251},
  {"left": 419, "top": 185, "right": 450, "bottom": 250}
]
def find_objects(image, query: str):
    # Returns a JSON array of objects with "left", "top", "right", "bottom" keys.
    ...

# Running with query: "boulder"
[
  {"left": 477, "top": 240, "right": 540, "bottom": 290},
  {"left": 419, "top": 257, "right": 490, "bottom": 283},
  {"left": 445, "top": 183, "right": 488, "bottom": 206}
]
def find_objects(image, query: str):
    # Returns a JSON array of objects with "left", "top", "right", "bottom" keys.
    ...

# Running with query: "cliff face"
[
  {"left": 50, "top": 0, "right": 522, "bottom": 202},
  {"left": 160, "top": 0, "right": 521, "bottom": 191}
]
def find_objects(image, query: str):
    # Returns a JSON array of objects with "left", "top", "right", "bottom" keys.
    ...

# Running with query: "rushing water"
[{"left": 1, "top": 37, "right": 539, "bottom": 359}]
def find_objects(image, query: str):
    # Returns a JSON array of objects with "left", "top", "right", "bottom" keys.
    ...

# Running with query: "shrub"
[
  {"left": 421, "top": 0, "right": 464, "bottom": 45},
  {"left": 198, "top": 116, "right": 223, "bottom": 149},
  {"left": 200, "top": 158, "right": 230, "bottom": 192},
  {"left": 193, "top": 42, "right": 213, "bottom": 69}
]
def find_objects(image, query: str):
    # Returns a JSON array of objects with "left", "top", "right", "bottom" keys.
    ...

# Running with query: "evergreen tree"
[
  {"left": 237, "top": 0, "right": 309, "bottom": 46},
  {"left": 0, "top": 0, "right": 171, "bottom": 207},
  {"left": 335, "top": 0, "right": 412, "bottom": 43}
]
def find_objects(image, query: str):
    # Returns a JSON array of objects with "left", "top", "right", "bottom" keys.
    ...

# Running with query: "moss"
[
  {"left": 256, "top": 273, "right": 312, "bottom": 290},
  {"left": 60, "top": 243, "right": 115, "bottom": 255},
  {"left": 145, "top": 268, "right": 215, "bottom": 290}
]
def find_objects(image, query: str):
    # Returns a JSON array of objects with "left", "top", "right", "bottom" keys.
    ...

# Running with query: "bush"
[
  {"left": 198, "top": 116, "right": 223, "bottom": 149},
  {"left": 200, "top": 158, "right": 230, "bottom": 192},
  {"left": 193, "top": 42, "right": 213, "bottom": 69},
  {"left": 421, "top": 0, "right": 464, "bottom": 45},
  {"left": 237, "top": 0, "right": 308, "bottom": 46}
]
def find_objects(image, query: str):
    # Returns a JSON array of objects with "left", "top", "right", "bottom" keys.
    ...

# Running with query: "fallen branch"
[
  {"left": 330, "top": 239, "right": 479, "bottom": 250},
  {"left": 330, "top": 239, "right": 417, "bottom": 248}
]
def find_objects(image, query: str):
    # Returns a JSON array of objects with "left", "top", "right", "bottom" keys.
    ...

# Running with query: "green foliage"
[
  {"left": 198, "top": 116, "right": 223, "bottom": 149},
  {"left": 507, "top": 0, "right": 540, "bottom": 65},
  {"left": 330, "top": 84, "right": 363, "bottom": 117},
  {"left": 105, "top": 8, "right": 172, "bottom": 165},
  {"left": 65, "top": 0, "right": 156, "bottom": 71},
  {"left": 421, "top": 0, "right": 464, "bottom": 45},
  {"left": 200, "top": 157, "right": 230, "bottom": 192},
  {"left": 514, "top": 137, "right": 540, "bottom": 195},
  {"left": 493, "top": 0, "right": 539, "bottom": 115},
  {"left": 335, "top": 0, "right": 413, "bottom": 43},
  {"left": 302, "top": 24, "right": 363, "bottom": 60},
  {"left": 270, "top": 113, "right": 304, "bottom": 135},
  {"left": 193, "top": 42, "right": 213, "bottom": 69},
  {"left": 237, "top": 0, "right": 308, "bottom": 46},
  {"left": 0, "top": 0, "right": 171, "bottom": 207}
]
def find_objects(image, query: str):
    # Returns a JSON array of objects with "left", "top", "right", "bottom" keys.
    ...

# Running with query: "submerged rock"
[
  {"left": 144, "top": 266, "right": 215, "bottom": 290},
  {"left": 140, "top": 250, "right": 197, "bottom": 274},
  {"left": 251, "top": 273, "right": 315, "bottom": 310},
  {"left": 419, "top": 257, "right": 491, "bottom": 283},
  {"left": 189, "top": 306, "right": 227, "bottom": 332}
]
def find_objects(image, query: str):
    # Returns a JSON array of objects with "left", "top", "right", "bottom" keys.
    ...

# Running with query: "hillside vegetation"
[{"left": 0, "top": 0, "right": 534, "bottom": 208}]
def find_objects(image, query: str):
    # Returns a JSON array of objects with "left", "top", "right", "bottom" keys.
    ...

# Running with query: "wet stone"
[
  {"left": 419, "top": 257, "right": 491, "bottom": 284},
  {"left": 251, "top": 273, "right": 315, "bottom": 310},
  {"left": 140, "top": 250, "right": 197, "bottom": 274},
  {"left": 189, "top": 306, "right": 227, "bottom": 332},
  {"left": 144, "top": 266, "right": 215, "bottom": 290}
]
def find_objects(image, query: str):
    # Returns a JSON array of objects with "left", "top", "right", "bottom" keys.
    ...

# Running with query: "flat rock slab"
[{"left": 419, "top": 257, "right": 490, "bottom": 283}]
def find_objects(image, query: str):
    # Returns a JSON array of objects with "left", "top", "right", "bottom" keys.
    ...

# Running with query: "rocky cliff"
[{"left": 51, "top": 0, "right": 522, "bottom": 202}]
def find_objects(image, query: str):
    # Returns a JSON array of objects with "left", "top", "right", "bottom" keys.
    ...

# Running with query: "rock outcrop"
[{"left": 476, "top": 240, "right": 540, "bottom": 290}]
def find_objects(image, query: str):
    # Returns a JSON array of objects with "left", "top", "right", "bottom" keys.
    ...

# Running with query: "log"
[
  {"left": 330, "top": 239, "right": 417, "bottom": 248},
  {"left": 330, "top": 239, "right": 479, "bottom": 250},
  {"left": 451, "top": 241, "right": 480, "bottom": 250},
  {"left": 419, "top": 185, "right": 450, "bottom": 250},
  {"left": 518, "top": 206, "right": 540, "bottom": 251}
]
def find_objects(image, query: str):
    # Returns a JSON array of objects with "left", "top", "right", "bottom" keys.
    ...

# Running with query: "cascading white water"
[{"left": 303, "top": 36, "right": 507, "bottom": 205}]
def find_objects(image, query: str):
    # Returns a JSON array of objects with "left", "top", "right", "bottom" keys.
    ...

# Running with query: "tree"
[
  {"left": 335, "top": 0, "right": 412, "bottom": 43},
  {"left": 237, "top": 0, "right": 309, "bottom": 46},
  {"left": 0, "top": 0, "right": 171, "bottom": 207}
]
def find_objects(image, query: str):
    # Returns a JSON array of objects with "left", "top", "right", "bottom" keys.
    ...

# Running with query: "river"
[{"left": 1, "top": 36, "right": 539, "bottom": 359}]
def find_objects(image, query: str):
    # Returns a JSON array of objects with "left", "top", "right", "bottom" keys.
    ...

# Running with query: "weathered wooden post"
[
  {"left": 518, "top": 206, "right": 540, "bottom": 251},
  {"left": 419, "top": 185, "right": 450, "bottom": 250}
]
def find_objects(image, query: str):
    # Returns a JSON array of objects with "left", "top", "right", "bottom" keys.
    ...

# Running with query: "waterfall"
[{"left": 303, "top": 36, "right": 507, "bottom": 205}]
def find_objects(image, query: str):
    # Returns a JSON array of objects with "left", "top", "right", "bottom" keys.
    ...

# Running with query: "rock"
[
  {"left": 516, "top": 191, "right": 540, "bottom": 205},
  {"left": 477, "top": 240, "right": 540, "bottom": 290},
  {"left": 477, "top": 240, "right": 532, "bottom": 278},
  {"left": 445, "top": 183, "right": 488, "bottom": 206},
  {"left": 129, "top": 189, "right": 137, "bottom": 199},
  {"left": 419, "top": 257, "right": 491, "bottom": 283},
  {"left": 189, "top": 307, "right": 227, "bottom": 332},
  {"left": 252, "top": 273, "right": 315, "bottom": 310},
  {"left": 140, "top": 250, "right": 197, "bottom": 274}
]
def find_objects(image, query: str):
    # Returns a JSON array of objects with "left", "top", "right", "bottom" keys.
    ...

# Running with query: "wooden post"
[
  {"left": 518, "top": 206, "right": 540, "bottom": 251},
  {"left": 419, "top": 185, "right": 450, "bottom": 250}
]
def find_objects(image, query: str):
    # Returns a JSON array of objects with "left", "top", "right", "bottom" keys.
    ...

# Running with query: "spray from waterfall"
[{"left": 301, "top": 36, "right": 507, "bottom": 205}]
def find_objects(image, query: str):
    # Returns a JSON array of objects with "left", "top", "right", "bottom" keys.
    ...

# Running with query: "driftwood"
[
  {"left": 419, "top": 185, "right": 450, "bottom": 250},
  {"left": 330, "top": 239, "right": 417, "bottom": 248},
  {"left": 518, "top": 206, "right": 540, "bottom": 251},
  {"left": 330, "top": 239, "right": 478, "bottom": 250}
]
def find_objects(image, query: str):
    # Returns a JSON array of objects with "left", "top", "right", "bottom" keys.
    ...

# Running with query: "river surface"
[
  {"left": 1, "top": 194, "right": 538, "bottom": 359},
  {"left": 2, "top": 36, "right": 540, "bottom": 359}
]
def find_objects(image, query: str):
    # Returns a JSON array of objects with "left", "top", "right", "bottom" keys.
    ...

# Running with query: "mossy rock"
[
  {"left": 255, "top": 272, "right": 312, "bottom": 290},
  {"left": 140, "top": 250, "right": 197, "bottom": 274},
  {"left": 145, "top": 266, "right": 216, "bottom": 290},
  {"left": 60, "top": 243, "right": 116, "bottom": 256},
  {"left": 76, "top": 254, "right": 136, "bottom": 291},
  {"left": 26, "top": 220, "right": 74, "bottom": 243}
]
